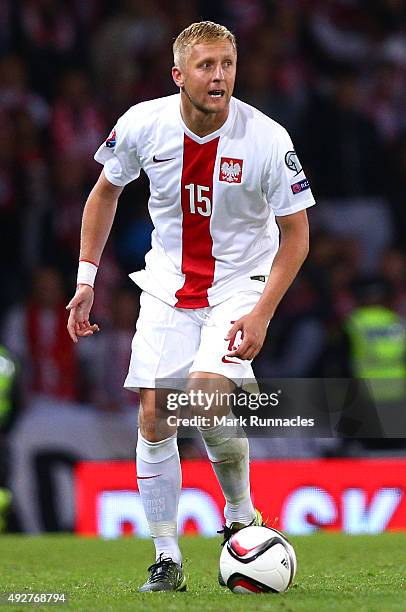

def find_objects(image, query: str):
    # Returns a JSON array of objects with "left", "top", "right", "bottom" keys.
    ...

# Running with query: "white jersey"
[{"left": 94, "top": 94, "right": 315, "bottom": 308}]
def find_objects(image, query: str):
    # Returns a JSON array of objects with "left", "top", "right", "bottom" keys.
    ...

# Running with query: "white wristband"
[{"left": 77, "top": 260, "right": 98, "bottom": 288}]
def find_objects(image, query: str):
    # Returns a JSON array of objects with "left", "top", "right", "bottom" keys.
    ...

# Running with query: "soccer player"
[{"left": 67, "top": 21, "right": 315, "bottom": 592}]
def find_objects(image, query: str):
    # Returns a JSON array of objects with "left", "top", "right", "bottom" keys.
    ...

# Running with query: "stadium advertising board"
[{"left": 75, "top": 459, "right": 406, "bottom": 537}]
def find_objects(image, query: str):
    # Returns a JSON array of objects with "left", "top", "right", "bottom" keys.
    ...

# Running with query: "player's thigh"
[
  {"left": 191, "top": 291, "right": 262, "bottom": 388},
  {"left": 125, "top": 291, "right": 201, "bottom": 390}
]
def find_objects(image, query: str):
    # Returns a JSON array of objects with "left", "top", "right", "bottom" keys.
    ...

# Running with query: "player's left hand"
[
  {"left": 66, "top": 284, "right": 100, "bottom": 343},
  {"left": 225, "top": 313, "right": 269, "bottom": 361}
]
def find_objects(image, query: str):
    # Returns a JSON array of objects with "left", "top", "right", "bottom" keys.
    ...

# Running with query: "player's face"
[{"left": 173, "top": 41, "right": 237, "bottom": 116}]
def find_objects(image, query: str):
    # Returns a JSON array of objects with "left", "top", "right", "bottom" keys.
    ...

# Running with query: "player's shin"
[
  {"left": 198, "top": 416, "right": 255, "bottom": 526},
  {"left": 136, "top": 431, "right": 182, "bottom": 564}
]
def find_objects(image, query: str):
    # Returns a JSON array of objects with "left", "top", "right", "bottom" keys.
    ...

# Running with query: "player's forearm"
[
  {"left": 251, "top": 216, "right": 309, "bottom": 322},
  {"left": 79, "top": 173, "right": 122, "bottom": 265}
]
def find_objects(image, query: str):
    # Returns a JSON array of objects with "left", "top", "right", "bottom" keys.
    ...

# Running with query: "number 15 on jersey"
[{"left": 185, "top": 183, "right": 211, "bottom": 217}]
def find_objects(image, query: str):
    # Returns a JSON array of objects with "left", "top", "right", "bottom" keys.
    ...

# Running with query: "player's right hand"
[{"left": 66, "top": 284, "right": 100, "bottom": 343}]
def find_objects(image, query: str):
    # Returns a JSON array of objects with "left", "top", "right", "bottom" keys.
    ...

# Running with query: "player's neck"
[{"left": 180, "top": 98, "right": 229, "bottom": 137}]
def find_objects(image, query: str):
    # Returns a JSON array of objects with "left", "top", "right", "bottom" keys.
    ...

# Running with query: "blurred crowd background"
[{"left": 0, "top": 0, "right": 406, "bottom": 531}]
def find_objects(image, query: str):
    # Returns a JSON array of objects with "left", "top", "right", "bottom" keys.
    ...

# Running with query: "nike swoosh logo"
[
  {"left": 222, "top": 356, "right": 240, "bottom": 364},
  {"left": 153, "top": 155, "right": 175, "bottom": 163}
]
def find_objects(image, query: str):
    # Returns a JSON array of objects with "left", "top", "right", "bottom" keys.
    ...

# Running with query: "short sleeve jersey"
[{"left": 94, "top": 94, "right": 315, "bottom": 308}]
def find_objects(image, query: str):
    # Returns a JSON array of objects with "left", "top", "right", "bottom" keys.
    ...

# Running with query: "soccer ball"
[{"left": 219, "top": 526, "right": 297, "bottom": 594}]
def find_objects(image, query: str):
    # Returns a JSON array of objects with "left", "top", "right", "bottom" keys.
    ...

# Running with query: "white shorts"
[{"left": 124, "top": 290, "right": 262, "bottom": 391}]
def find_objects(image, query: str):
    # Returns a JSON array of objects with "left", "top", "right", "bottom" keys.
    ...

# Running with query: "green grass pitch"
[{"left": 1, "top": 533, "right": 405, "bottom": 611}]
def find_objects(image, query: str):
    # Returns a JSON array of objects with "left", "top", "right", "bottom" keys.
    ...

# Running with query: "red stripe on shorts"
[{"left": 175, "top": 134, "right": 219, "bottom": 308}]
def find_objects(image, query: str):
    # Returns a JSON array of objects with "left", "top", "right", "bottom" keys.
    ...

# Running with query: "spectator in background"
[
  {"left": 91, "top": 0, "right": 169, "bottom": 113},
  {"left": 0, "top": 0, "right": 13, "bottom": 54},
  {"left": 51, "top": 70, "right": 105, "bottom": 174},
  {"left": 0, "top": 345, "right": 20, "bottom": 532},
  {"left": 236, "top": 44, "right": 305, "bottom": 133},
  {"left": 0, "top": 116, "right": 22, "bottom": 320},
  {"left": 0, "top": 346, "right": 20, "bottom": 435},
  {"left": 364, "top": 60, "right": 405, "bottom": 143},
  {"left": 301, "top": 67, "right": 393, "bottom": 272},
  {"left": 18, "top": 0, "right": 79, "bottom": 97},
  {"left": 71, "top": 0, "right": 106, "bottom": 36},
  {"left": 51, "top": 154, "right": 92, "bottom": 270},
  {"left": 386, "top": 133, "right": 406, "bottom": 245},
  {"left": 15, "top": 110, "right": 51, "bottom": 274},
  {"left": 2, "top": 267, "right": 79, "bottom": 404},
  {"left": 115, "top": 206, "right": 153, "bottom": 272},
  {"left": 337, "top": 276, "right": 406, "bottom": 449},
  {"left": 337, "top": 276, "right": 406, "bottom": 380},
  {"left": 89, "top": 286, "right": 140, "bottom": 412},
  {"left": 255, "top": 270, "right": 329, "bottom": 378},
  {"left": 236, "top": 8, "right": 309, "bottom": 132},
  {"left": 0, "top": 54, "right": 49, "bottom": 127},
  {"left": 305, "top": 232, "right": 361, "bottom": 320},
  {"left": 219, "top": 0, "right": 264, "bottom": 39},
  {"left": 380, "top": 248, "right": 406, "bottom": 318}
]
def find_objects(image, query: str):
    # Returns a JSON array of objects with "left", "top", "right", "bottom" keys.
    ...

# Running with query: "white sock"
[
  {"left": 136, "top": 431, "right": 182, "bottom": 565},
  {"left": 199, "top": 416, "right": 255, "bottom": 527}
]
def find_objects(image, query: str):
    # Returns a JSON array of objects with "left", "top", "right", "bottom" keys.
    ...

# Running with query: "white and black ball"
[{"left": 219, "top": 526, "right": 297, "bottom": 594}]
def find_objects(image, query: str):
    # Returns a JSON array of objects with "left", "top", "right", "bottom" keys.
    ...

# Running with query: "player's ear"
[{"left": 172, "top": 66, "right": 184, "bottom": 89}]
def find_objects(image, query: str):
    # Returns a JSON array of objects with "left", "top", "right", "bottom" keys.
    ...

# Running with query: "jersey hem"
[
  {"left": 129, "top": 270, "right": 266, "bottom": 309},
  {"left": 274, "top": 198, "right": 316, "bottom": 217},
  {"left": 100, "top": 165, "right": 129, "bottom": 187},
  {"left": 124, "top": 379, "right": 187, "bottom": 392}
]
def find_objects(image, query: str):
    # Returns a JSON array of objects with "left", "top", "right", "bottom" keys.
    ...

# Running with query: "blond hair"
[{"left": 173, "top": 21, "right": 236, "bottom": 67}]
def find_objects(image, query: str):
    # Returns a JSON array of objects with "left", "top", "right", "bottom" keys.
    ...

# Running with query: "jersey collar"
[{"left": 177, "top": 96, "right": 236, "bottom": 144}]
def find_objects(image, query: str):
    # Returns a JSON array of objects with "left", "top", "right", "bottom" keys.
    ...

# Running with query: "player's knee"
[
  {"left": 187, "top": 372, "right": 235, "bottom": 417},
  {"left": 139, "top": 392, "right": 176, "bottom": 442}
]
